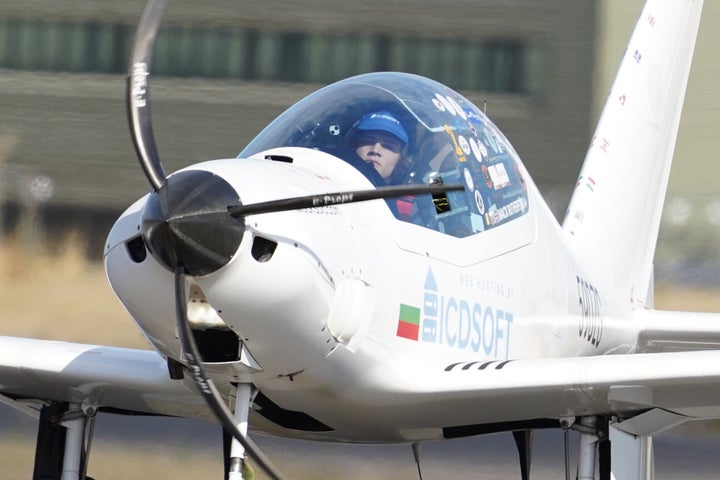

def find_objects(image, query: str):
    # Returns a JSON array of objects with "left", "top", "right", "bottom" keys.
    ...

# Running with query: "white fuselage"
[{"left": 105, "top": 148, "right": 638, "bottom": 442}]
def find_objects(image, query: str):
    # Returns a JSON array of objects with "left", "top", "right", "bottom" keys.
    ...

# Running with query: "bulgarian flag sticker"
[{"left": 396, "top": 304, "right": 421, "bottom": 341}]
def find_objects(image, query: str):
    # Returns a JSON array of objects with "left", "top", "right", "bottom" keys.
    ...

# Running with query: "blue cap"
[{"left": 354, "top": 111, "right": 408, "bottom": 145}]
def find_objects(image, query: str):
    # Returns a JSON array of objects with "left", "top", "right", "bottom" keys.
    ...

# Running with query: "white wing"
[
  {"left": 0, "top": 336, "right": 210, "bottom": 420},
  {"left": 3, "top": 334, "right": 720, "bottom": 438},
  {"left": 372, "top": 348, "right": 720, "bottom": 438}
]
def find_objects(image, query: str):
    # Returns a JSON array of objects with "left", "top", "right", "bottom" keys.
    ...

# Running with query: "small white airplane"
[{"left": 0, "top": 0, "right": 716, "bottom": 478}]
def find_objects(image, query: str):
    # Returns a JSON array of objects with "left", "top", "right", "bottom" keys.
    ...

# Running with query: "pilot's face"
[{"left": 354, "top": 130, "right": 404, "bottom": 180}]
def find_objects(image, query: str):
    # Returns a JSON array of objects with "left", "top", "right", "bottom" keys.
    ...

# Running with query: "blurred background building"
[{"left": 0, "top": 0, "right": 718, "bottom": 283}]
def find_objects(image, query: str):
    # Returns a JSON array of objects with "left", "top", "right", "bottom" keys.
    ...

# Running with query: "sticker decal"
[
  {"left": 481, "top": 164, "right": 493, "bottom": 188},
  {"left": 484, "top": 198, "right": 528, "bottom": 226},
  {"left": 435, "top": 93, "right": 456, "bottom": 115},
  {"left": 458, "top": 135, "right": 471, "bottom": 155},
  {"left": 396, "top": 304, "right": 421, "bottom": 341},
  {"left": 397, "top": 269, "right": 513, "bottom": 359},
  {"left": 475, "top": 190, "right": 485, "bottom": 214},
  {"left": 444, "top": 125, "right": 466, "bottom": 162},
  {"left": 484, "top": 128, "right": 505, "bottom": 154},
  {"left": 477, "top": 139, "right": 488, "bottom": 158},
  {"left": 463, "top": 167, "right": 474, "bottom": 191},
  {"left": 488, "top": 163, "right": 510, "bottom": 190},
  {"left": 447, "top": 96, "right": 467, "bottom": 120},
  {"left": 470, "top": 137, "right": 483, "bottom": 162}
]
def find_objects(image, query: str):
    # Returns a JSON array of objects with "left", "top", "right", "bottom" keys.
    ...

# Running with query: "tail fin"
[{"left": 563, "top": 0, "right": 703, "bottom": 307}]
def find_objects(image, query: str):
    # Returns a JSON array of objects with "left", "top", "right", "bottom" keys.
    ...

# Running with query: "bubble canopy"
[{"left": 239, "top": 72, "right": 528, "bottom": 238}]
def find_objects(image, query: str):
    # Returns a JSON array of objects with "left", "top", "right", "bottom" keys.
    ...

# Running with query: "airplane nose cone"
[{"left": 141, "top": 170, "right": 245, "bottom": 276}]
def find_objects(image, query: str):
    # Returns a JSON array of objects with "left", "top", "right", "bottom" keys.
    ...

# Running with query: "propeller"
[
  {"left": 127, "top": 2, "right": 284, "bottom": 479},
  {"left": 127, "top": 0, "right": 166, "bottom": 192},
  {"left": 126, "top": 0, "right": 464, "bottom": 478}
]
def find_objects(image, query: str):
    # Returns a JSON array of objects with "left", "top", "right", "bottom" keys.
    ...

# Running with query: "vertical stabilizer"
[{"left": 563, "top": 0, "right": 703, "bottom": 307}]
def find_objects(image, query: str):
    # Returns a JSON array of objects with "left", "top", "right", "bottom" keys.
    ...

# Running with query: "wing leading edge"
[
  {"left": 0, "top": 336, "right": 210, "bottom": 420},
  {"left": 356, "top": 348, "right": 720, "bottom": 438},
  {"left": 2, "top": 336, "right": 720, "bottom": 440}
]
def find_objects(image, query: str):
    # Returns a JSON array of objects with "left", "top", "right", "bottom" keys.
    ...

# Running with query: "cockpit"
[{"left": 239, "top": 72, "right": 529, "bottom": 239}]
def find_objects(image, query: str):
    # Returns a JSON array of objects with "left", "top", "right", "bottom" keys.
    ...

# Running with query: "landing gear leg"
[
  {"left": 574, "top": 416, "right": 610, "bottom": 480},
  {"left": 33, "top": 402, "right": 96, "bottom": 480},
  {"left": 577, "top": 416, "right": 598, "bottom": 480},
  {"left": 60, "top": 403, "right": 93, "bottom": 480},
  {"left": 226, "top": 383, "right": 255, "bottom": 480}
]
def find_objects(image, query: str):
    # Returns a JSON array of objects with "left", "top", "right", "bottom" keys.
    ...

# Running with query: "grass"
[{"left": 0, "top": 234, "right": 147, "bottom": 348}]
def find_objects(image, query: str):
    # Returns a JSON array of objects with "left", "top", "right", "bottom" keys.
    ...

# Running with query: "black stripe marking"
[
  {"left": 494, "top": 360, "right": 513, "bottom": 370},
  {"left": 444, "top": 362, "right": 464, "bottom": 372}
]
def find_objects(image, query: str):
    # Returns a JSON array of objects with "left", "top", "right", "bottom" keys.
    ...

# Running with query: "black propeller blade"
[
  {"left": 229, "top": 183, "right": 465, "bottom": 217},
  {"left": 127, "top": 0, "right": 167, "bottom": 191}
]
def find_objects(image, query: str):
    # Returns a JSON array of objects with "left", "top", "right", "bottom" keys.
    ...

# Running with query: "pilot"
[{"left": 347, "top": 111, "right": 410, "bottom": 185}]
